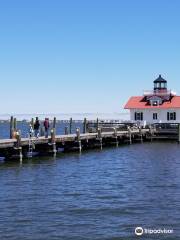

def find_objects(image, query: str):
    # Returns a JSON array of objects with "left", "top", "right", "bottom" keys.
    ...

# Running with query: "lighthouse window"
[
  {"left": 167, "top": 112, "right": 176, "bottom": 121},
  {"left": 161, "top": 82, "right": 166, "bottom": 88},
  {"left": 153, "top": 101, "right": 158, "bottom": 106},
  {"left": 135, "top": 112, "right": 143, "bottom": 121},
  {"left": 153, "top": 113, "right": 158, "bottom": 120}
]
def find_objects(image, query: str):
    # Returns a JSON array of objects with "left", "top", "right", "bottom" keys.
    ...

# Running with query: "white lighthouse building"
[{"left": 124, "top": 75, "right": 180, "bottom": 125}]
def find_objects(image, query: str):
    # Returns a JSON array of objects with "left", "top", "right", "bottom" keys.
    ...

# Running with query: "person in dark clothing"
[
  {"left": 44, "top": 118, "right": 50, "bottom": 138},
  {"left": 34, "top": 117, "right": 40, "bottom": 138}
]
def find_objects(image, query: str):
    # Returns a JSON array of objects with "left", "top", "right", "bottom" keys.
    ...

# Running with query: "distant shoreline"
[{"left": 0, "top": 112, "right": 130, "bottom": 121}]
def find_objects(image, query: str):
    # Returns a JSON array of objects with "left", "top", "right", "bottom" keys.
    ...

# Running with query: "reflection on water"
[{"left": 0, "top": 142, "right": 180, "bottom": 239}]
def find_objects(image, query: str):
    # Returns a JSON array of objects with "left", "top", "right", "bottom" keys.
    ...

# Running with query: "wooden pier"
[{"left": 0, "top": 118, "right": 180, "bottom": 161}]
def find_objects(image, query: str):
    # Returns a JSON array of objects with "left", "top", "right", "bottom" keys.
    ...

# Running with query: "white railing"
[{"left": 143, "top": 90, "right": 176, "bottom": 97}]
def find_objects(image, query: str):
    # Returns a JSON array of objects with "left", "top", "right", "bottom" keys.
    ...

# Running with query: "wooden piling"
[
  {"left": 83, "top": 118, "right": 87, "bottom": 134},
  {"left": 76, "top": 128, "right": 80, "bottom": 140},
  {"left": 150, "top": 125, "right": 153, "bottom": 142},
  {"left": 96, "top": 118, "right": 99, "bottom": 132},
  {"left": 15, "top": 130, "right": 23, "bottom": 162},
  {"left": 97, "top": 127, "right": 102, "bottom": 139},
  {"left": 50, "top": 128, "right": 57, "bottom": 156},
  {"left": 113, "top": 127, "right": 118, "bottom": 147},
  {"left": 139, "top": 127, "right": 143, "bottom": 143},
  {"left": 97, "top": 127, "right": 102, "bottom": 150},
  {"left": 53, "top": 117, "right": 56, "bottom": 129},
  {"left": 31, "top": 118, "right": 34, "bottom": 129},
  {"left": 178, "top": 124, "right": 180, "bottom": 143},
  {"left": 16, "top": 130, "right": 22, "bottom": 148},
  {"left": 51, "top": 128, "right": 56, "bottom": 143},
  {"left": 13, "top": 118, "right": 17, "bottom": 132},
  {"left": 76, "top": 128, "right": 81, "bottom": 153},
  {"left": 69, "top": 118, "right": 72, "bottom": 134},
  {"left": 128, "top": 127, "right": 132, "bottom": 144},
  {"left": 65, "top": 126, "right": 68, "bottom": 135},
  {"left": 10, "top": 116, "right": 14, "bottom": 139}
]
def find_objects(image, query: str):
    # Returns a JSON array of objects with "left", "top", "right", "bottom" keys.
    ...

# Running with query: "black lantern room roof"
[{"left": 154, "top": 74, "right": 167, "bottom": 83}]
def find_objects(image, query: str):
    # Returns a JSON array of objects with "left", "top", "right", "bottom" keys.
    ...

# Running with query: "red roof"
[{"left": 124, "top": 96, "right": 180, "bottom": 109}]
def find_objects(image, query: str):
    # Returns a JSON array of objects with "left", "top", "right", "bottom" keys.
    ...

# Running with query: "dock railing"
[{"left": 87, "top": 119, "right": 135, "bottom": 133}]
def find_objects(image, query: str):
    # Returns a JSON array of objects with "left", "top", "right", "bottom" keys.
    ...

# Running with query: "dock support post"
[
  {"left": 178, "top": 124, "right": 180, "bottom": 143},
  {"left": 97, "top": 127, "right": 102, "bottom": 150},
  {"left": 83, "top": 118, "right": 87, "bottom": 134},
  {"left": 150, "top": 125, "right": 153, "bottom": 142},
  {"left": 10, "top": 116, "right": 14, "bottom": 139},
  {"left": 52, "top": 143, "right": 57, "bottom": 156},
  {"left": 31, "top": 118, "right": 34, "bottom": 129},
  {"left": 15, "top": 130, "right": 23, "bottom": 162},
  {"left": 65, "top": 126, "right": 68, "bottom": 135},
  {"left": 69, "top": 118, "right": 72, "bottom": 134},
  {"left": 16, "top": 130, "right": 21, "bottom": 147},
  {"left": 76, "top": 128, "right": 81, "bottom": 153},
  {"left": 128, "top": 127, "right": 132, "bottom": 144},
  {"left": 53, "top": 117, "right": 56, "bottom": 129},
  {"left": 139, "top": 127, "right": 143, "bottom": 143},
  {"left": 50, "top": 128, "right": 57, "bottom": 156},
  {"left": 13, "top": 118, "right": 17, "bottom": 132},
  {"left": 113, "top": 127, "right": 118, "bottom": 147},
  {"left": 96, "top": 118, "right": 99, "bottom": 132}
]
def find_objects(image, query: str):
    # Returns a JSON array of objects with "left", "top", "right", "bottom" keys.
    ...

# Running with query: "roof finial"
[{"left": 159, "top": 74, "right": 161, "bottom": 78}]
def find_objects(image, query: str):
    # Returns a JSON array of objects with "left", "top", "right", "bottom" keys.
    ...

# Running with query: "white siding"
[{"left": 129, "top": 108, "right": 180, "bottom": 124}]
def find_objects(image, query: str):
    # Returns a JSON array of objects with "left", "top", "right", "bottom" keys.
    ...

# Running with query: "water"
[{"left": 0, "top": 124, "right": 180, "bottom": 239}]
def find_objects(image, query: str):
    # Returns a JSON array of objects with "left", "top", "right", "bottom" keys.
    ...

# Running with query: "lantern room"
[{"left": 154, "top": 74, "right": 167, "bottom": 91}]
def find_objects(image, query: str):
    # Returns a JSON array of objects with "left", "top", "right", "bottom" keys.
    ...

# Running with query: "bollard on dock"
[
  {"left": 14, "top": 130, "right": 23, "bottom": 162},
  {"left": 83, "top": 118, "right": 87, "bottom": 134},
  {"left": 65, "top": 126, "right": 68, "bottom": 135},
  {"left": 53, "top": 117, "right": 56, "bottom": 129},
  {"left": 69, "top": 118, "right": 73, "bottom": 134},
  {"left": 178, "top": 124, "right": 180, "bottom": 143},
  {"left": 128, "top": 126, "right": 132, "bottom": 144},
  {"left": 97, "top": 127, "right": 102, "bottom": 150},
  {"left": 113, "top": 127, "right": 118, "bottom": 147},
  {"left": 76, "top": 128, "right": 82, "bottom": 153},
  {"left": 10, "top": 116, "right": 14, "bottom": 139},
  {"left": 50, "top": 128, "right": 57, "bottom": 156}
]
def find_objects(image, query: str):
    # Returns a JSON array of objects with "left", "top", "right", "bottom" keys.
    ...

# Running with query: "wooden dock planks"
[{"left": 0, "top": 129, "right": 150, "bottom": 149}]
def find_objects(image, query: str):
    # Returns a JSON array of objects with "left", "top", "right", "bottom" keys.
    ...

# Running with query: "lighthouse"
[{"left": 124, "top": 75, "right": 180, "bottom": 125}]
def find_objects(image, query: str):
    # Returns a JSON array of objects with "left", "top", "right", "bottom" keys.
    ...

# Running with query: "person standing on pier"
[
  {"left": 44, "top": 118, "right": 50, "bottom": 138},
  {"left": 34, "top": 117, "right": 40, "bottom": 138}
]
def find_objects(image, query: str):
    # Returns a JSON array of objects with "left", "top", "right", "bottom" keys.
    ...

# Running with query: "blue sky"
[{"left": 0, "top": 0, "right": 180, "bottom": 114}]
